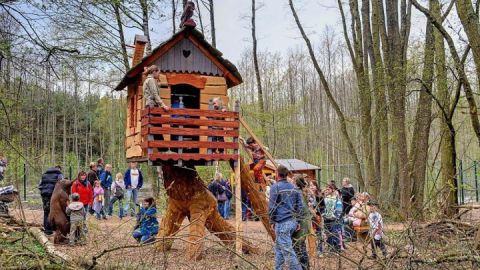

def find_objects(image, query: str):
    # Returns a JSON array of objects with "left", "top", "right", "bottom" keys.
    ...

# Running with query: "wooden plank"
[
  {"left": 144, "top": 141, "right": 237, "bottom": 150},
  {"left": 126, "top": 145, "right": 143, "bottom": 158},
  {"left": 142, "top": 108, "right": 239, "bottom": 118},
  {"left": 143, "top": 140, "right": 239, "bottom": 149},
  {"left": 149, "top": 153, "right": 239, "bottom": 161},
  {"left": 166, "top": 73, "right": 207, "bottom": 88},
  {"left": 204, "top": 76, "right": 227, "bottom": 86},
  {"left": 201, "top": 85, "right": 227, "bottom": 95},
  {"left": 143, "top": 117, "right": 240, "bottom": 128},
  {"left": 142, "top": 127, "right": 239, "bottom": 137},
  {"left": 235, "top": 149, "right": 242, "bottom": 256}
]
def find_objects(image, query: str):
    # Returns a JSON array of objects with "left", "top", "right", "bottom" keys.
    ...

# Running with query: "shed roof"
[
  {"left": 115, "top": 27, "right": 242, "bottom": 90},
  {"left": 266, "top": 159, "right": 321, "bottom": 171}
]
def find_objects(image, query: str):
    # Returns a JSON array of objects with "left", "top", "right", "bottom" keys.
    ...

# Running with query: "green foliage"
[{"left": 0, "top": 231, "right": 65, "bottom": 269}]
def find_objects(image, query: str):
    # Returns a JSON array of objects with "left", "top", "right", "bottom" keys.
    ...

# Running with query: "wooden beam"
[
  {"left": 143, "top": 140, "right": 239, "bottom": 149},
  {"left": 142, "top": 117, "right": 240, "bottom": 129},
  {"left": 149, "top": 153, "right": 238, "bottom": 161},
  {"left": 142, "top": 107, "right": 239, "bottom": 118},
  {"left": 239, "top": 116, "right": 277, "bottom": 168},
  {"left": 235, "top": 148, "right": 242, "bottom": 257},
  {"left": 142, "top": 127, "right": 239, "bottom": 137},
  {"left": 166, "top": 73, "right": 207, "bottom": 89}
]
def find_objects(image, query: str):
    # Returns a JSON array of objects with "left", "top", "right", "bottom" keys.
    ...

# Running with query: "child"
[
  {"left": 132, "top": 197, "right": 159, "bottom": 243},
  {"left": 367, "top": 200, "right": 387, "bottom": 258},
  {"left": 92, "top": 180, "right": 106, "bottom": 220},
  {"left": 240, "top": 137, "right": 266, "bottom": 185},
  {"left": 322, "top": 184, "right": 343, "bottom": 252},
  {"left": 66, "top": 193, "right": 86, "bottom": 245},
  {"left": 210, "top": 97, "right": 227, "bottom": 154},
  {"left": 109, "top": 173, "right": 125, "bottom": 218}
]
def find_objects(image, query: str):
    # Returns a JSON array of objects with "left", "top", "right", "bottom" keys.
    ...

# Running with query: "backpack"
[{"left": 115, "top": 183, "right": 125, "bottom": 200}]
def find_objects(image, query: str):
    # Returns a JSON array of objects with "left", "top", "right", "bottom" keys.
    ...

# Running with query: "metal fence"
[{"left": 457, "top": 160, "right": 480, "bottom": 205}]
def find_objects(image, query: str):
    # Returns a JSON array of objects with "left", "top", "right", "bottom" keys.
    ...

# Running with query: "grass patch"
[{"left": 0, "top": 229, "right": 66, "bottom": 269}]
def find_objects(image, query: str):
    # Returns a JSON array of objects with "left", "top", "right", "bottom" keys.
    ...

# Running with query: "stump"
[{"left": 155, "top": 164, "right": 257, "bottom": 260}]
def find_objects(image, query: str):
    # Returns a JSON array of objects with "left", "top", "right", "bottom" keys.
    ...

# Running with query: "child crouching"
[
  {"left": 66, "top": 193, "right": 86, "bottom": 245},
  {"left": 132, "top": 197, "right": 159, "bottom": 243}
]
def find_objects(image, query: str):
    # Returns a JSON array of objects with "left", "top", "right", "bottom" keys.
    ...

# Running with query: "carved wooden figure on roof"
[{"left": 180, "top": 1, "right": 196, "bottom": 28}]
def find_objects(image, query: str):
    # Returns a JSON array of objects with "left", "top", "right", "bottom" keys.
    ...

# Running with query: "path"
[{"left": 9, "top": 206, "right": 412, "bottom": 269}]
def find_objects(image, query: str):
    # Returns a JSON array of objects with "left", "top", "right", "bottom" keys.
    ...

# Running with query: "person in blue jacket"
[
  {"left": 133, "top": 197, "right": 159, "bottom": 243},
  {"left": 38, "top": 166, "right": 63, "bottom": 235},
  {"left": 100, "top": 164, "right": 113, "bottom": 216},
  {"left": 268, "top": 165, "right": 304, "bottom": 270},
  {"left": 123, "top": 161, "right": 144, "bottom": 217}
]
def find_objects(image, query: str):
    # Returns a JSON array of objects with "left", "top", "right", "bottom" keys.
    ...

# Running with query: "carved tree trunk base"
[{"left": 155, "top": 165, "right": 257, "bottom": 260}]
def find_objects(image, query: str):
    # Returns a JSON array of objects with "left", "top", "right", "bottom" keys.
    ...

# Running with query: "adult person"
[
  {"left": 100, "top": 164, "right": 113, "bottom": 217},
  {"left": 86, "top": 162, "right": 99, "bottom": 214},
  {"left": 310, "top": 180, "right": 325, "bottom": 256},
  {"left": 340, "top": 177, "right": 355, "bottom": 215},
  {"left": 292, "top": 175, "right": 311, "bottom": 270},
  {"left": 96, "top": 158, "right": 105, "bottom": 179},
  {"left": 124, "top": 161, "right": 144, "bottom": 217},
  {"left": 143, "top": 65, "right": 169, "bottom": 110},
  {"left": 220, "top": 174, "right": 232, "bottom": 219},
  {"left": 207, "top": 173, "right": 228, "bottom": 218},
  {"left": 87, "top": 162, "right": 99, "bottom": 187},
  {"left": 143, "top": 65, "right": 169, "bottom": 152},
  {"left": 268, "top": 165, "right": 303, "bottom": 270},
  {"left": 38, "top": 165, "right": 63, "bottom": 235},
  {"left": 71, "top": 171, "right": 93, "bottom": 213}
]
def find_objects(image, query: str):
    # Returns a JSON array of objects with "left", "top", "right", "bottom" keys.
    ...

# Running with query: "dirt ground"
[{"left": 10, "top": 206, "right": 407, "bottom": 270}]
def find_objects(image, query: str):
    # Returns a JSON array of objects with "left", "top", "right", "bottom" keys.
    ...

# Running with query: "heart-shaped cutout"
[{"left": 182, "top": 49, "right": 191, "bottom": 58}]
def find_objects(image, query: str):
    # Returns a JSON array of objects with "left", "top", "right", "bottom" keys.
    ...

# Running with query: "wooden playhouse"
[{"left": 115, "top": 27, "right": 242, "bottom": 165}]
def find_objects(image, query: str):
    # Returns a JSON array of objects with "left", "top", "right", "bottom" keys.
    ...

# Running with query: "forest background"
[{"left": 1, "top": 0, "right": 480, "bottom": 219}]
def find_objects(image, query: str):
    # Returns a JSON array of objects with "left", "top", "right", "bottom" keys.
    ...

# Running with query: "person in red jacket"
[{"left": 71, "top": 171, "right": 93, "bottom": 213}]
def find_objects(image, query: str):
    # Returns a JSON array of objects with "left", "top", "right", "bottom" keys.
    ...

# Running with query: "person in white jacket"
[{"left": 109, "top": 173, "right": 126, "bottom": 218}]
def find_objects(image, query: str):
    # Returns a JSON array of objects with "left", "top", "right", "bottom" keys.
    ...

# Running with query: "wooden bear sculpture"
[
  {"left": 156, "top": 164, "right": 256, "bottom": 260},
  {"left": 48, "top": 179, "right": 72, "bottom": 244}
]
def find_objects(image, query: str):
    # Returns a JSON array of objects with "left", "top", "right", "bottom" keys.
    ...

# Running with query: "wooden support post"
[
  {"left": 177, "top": 97, "right": 184, "bottom": 167},
  {"left": 234, "top": 100, "right": 242, "bottom": 258},
  {"left": 235, "top": 148, "right": 242, "bottom": 257},
  {"left": 207, "top": 99, "right": 214, "bottom": 166},
  {"left": 146, "top": 108, "right": 154, "bottom": 166}
]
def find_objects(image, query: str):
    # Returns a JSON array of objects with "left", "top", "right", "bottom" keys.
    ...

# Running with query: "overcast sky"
[
  {"left": 141, "top": 0, "right": 343, "bottom": 63},
  {"left": 123, "top": 0, "right": 432, "bottom": 66}
]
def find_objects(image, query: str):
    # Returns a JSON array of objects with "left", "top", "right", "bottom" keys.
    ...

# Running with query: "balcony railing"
[{"left": 141, "top": 107, "right": 240, "bottom": 163}]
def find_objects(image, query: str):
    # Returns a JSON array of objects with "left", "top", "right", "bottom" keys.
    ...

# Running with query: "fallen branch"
[
  {"left": 412, "top": 255, "right": 480, "bottom": 264},
  {"left": 27, "top": 227, "right": 71, "bottom": 263}
]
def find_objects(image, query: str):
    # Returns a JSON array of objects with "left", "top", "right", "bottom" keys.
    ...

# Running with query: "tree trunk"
[
  {"left": 251, "top": 0, "right": 266, "bottom": 139},
  {"left": 409, "top": 11, "right": 435, "bottom": 217},
  {"left": 209, "top": 0, "right": 216, "bottom": 47},
  {"left": 289, "top": 0, "right": 366, "bottom": 190},
  {"left": 172, "top": 0, "right": 176, "bottom": 34},
  {"left": 371, "top": 0, "right": 389, "bottom": 203},
  {"left": 139, "top": 0, "right": 152, "bottom": 53},
  {"left": 112, "top": 2, "right": 130, "bottom": 71}
]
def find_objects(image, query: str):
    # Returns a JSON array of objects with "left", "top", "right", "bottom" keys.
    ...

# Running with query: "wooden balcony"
[{"left": 141, "top": 107, "right": 240, "bottom": 165}]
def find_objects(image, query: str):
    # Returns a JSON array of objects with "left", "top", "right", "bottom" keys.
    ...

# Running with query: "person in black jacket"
[
  {"left": 340, "top": 178, "right": 355, "bottom": 215},
  {"left": 38, "top": 166, "right": 63, "bottom": 235}
]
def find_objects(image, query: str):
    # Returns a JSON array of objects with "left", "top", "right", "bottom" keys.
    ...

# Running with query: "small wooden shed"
[
  {"left": 265, "top": 159, "right": 321, "bottom": 180},
  {"left": 115, "top": 27, "right": 242, "bottom": 165}
]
